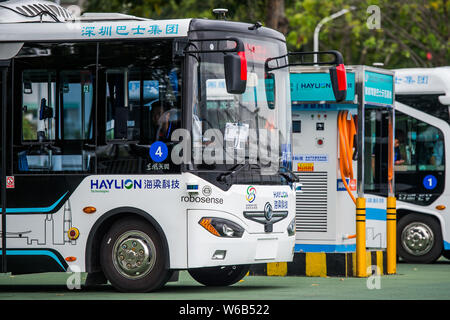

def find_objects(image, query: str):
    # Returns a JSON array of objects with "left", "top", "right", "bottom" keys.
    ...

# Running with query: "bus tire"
[
  {"left": 188, "top": 264, "right": 250, "bottom": 287},
  {"left": 397, "top": 213, "right": 443, "bottom": 263},
  {"left": 100, "top": 217, "right": 172, "bottom": 292}
]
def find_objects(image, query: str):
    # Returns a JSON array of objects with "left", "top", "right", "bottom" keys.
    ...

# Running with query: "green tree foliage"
[
  {"left": 84, "top": 0, "right": 266, "bottom": 21},
  {"left": 286, "top": 0, "right": 449, "bottom": 67},
  {"left": 84, "top": 0, "right": 449, "bottom": 68}
]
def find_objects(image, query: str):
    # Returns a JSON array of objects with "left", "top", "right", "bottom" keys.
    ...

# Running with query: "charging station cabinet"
[{"left": 291, "top": 65, "right": 395, "bottom": 254}]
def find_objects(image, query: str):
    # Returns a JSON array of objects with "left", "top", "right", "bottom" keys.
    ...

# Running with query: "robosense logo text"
[{"left": 181, "top": 195, "right": 224, "bottom": 205}]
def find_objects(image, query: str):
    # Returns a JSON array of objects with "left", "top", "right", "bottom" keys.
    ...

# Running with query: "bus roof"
[
  {"left": 0, "top": 18, "right": 192, "bottom": 42},
  {"left": 394, "top": 67, "right": 450, "bottom": 95},
  {"left": 0, "top": 0, "right": 285, "bottom": 44}
]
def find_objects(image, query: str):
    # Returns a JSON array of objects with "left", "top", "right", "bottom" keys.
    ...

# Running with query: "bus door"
[{"left": 4, "top": 43, "right": 97, "bottom": 272}]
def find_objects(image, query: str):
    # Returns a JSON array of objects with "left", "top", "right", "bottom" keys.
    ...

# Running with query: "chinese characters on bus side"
[
  {"left": 143, "top": 179, "right": 180, "bottom": 190},
  {"left": 81, "top": 24, "right": 179, "bottom": 37},
  {"left": 274, "top": 200, "right": 288, "bottom": 210},
  {"left": 395, "top": 75, "right": 429, "bottom": 85},
  {"left": 90, "top": 178, "right": 180, "bottom": 192}
]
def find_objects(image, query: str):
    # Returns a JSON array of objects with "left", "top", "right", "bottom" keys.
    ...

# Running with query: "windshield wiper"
[
  {"left": 218, "top": 163, "right": 299, "bottom": 185},
  {"left": 217, "top": 163, "right": 259, "bottom": 183}
]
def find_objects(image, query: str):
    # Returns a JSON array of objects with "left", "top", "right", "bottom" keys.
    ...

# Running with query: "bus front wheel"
[
  {"left": 397, "top": 213, "right": 443, "bottom": 263},
  {"left": 100, "top": 217, "right": 172, "bottom": 292},
  {"left": 188, "top": 265, "right": 250, "bottom": 287}
]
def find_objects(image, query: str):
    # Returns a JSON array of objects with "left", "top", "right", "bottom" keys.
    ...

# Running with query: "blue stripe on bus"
[
  {"left": 294, "top": 244, "right": 356, "bottom": 253},
  {"left": 0, "top": 192, "right": 68, "bottom": 213},
  {"left": 0, "top": 249, "right": 66, "bottom": 270},
  {"left": 444, "top": 241, "right": 450, "bottom": 250}
]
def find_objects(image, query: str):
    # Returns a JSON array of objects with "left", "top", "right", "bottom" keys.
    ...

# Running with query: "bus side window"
[
  {"left": 105, "top": 70, "right": 163, "bottom": 143},
  {"left": 61, "top": 71, "right": 94, "bottom": 141},
  {"left": 22, "top": 70, "right": 56, "bottom": 142},
  {"left": 395, "top": 112, "right": 445, "bottom": 172},
  {"left": 97, "top": 41, "right": 182, "bottom": 174},
  {"left": 394, "top": 110, "right": 445, "bottom": 205},
  {"left": 15, "top": 42, "right": 97, "bottom": 174}
]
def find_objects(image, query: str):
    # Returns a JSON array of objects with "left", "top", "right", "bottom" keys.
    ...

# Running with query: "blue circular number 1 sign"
[
  {"left": 150, "top": 141, "right": 168, "bottom": 162},
  {"left": 423, "top": 175, "right": 437, "bottom": 190}
]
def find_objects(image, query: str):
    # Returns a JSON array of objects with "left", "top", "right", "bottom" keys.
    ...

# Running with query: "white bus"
[
  {"left": 394, "top": 67, "right": 450, "bottom": 263},
  {"left": 0, "top": 0, "right": 298, "bottom": 292}
]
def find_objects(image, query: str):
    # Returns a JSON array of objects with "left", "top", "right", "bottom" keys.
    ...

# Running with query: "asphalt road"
[{"left": 0, "top": 259, "right": 449, "bottom": 301}]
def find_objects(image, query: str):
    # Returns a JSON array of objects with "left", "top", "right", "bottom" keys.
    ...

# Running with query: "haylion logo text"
[
  {"left": 246, "top": 186, "right": 256, "bottom": 203},
  {"left": 91, "top": 179, "right": 142, "bottom": 190},
  {"left": 299, "top": 82, "right": 331, "bottom": 89}
]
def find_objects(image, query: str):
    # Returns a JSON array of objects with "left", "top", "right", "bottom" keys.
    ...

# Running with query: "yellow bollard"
[
  {"left": 356, "top": 197, "right": 367, "bottom": 277},
  {"left": 386, "top": 196, "right": 397, "bottom": 274}
]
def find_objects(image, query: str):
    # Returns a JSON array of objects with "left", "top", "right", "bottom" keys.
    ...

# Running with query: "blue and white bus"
[
  {"left": 394, "top": 67, "right": 450, "bottom": 263},
  {"left": 0, "top": 0, "right": 298, "bottom": 291}
]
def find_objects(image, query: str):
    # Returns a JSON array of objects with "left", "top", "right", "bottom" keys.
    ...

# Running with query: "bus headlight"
[
  {"left": 287, "top": 218, "right": 296, "bottom": 236},
  {"left": 199, "top": 217, "right": 244, "bottom": 238}
]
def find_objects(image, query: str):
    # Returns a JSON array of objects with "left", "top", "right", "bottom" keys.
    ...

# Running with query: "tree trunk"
[{"left": 266, "top": 0, "right": 288, "bottom": 34}]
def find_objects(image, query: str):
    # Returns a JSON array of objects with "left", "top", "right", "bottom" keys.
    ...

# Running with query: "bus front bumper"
[{"left": 186, "top": 210, "right": 295, "bottom": 268}]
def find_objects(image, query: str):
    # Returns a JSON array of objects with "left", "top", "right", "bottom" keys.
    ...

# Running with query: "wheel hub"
[
  {"left": 401, "top": 222, "right": 434, "bottom": 256},
  {"left": 113, "top": 231, "right": 156, "bottom": 279}
]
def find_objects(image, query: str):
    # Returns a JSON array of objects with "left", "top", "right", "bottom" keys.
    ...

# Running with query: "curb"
[{"left": 249, "top": 251, "right": 387, "bottom": 277}]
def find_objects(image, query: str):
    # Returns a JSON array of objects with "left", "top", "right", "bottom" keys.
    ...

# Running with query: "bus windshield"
[
  {"left": 396, "top": 94, "right": 450, "bottom": 123},
  {"left": 187, "top": 34, "right": 291, "bottom": 186}
]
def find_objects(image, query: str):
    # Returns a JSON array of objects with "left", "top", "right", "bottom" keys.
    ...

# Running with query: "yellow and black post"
[
  {"left": 386, "top": 112, "right": 396, "bottom": 275},
  {"left": 386, "top": 197, "right": 396, "bottom": 274},
  {"left": 354, "top": 68, "right": 367, "bottom": 278},
  {"left": 356, "top": 197, "right": 367, "bottom": 277}
]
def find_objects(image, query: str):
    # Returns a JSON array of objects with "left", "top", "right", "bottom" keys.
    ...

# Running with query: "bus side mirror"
[
  {"left": 224, "top": 52, "right": 247, "bottom": 94},
  {"left": 329, "top": 64, "right": 347, "bottom": 102},
  {"left": 438, "top": 94, "right": 450, "bottom": 105}
]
